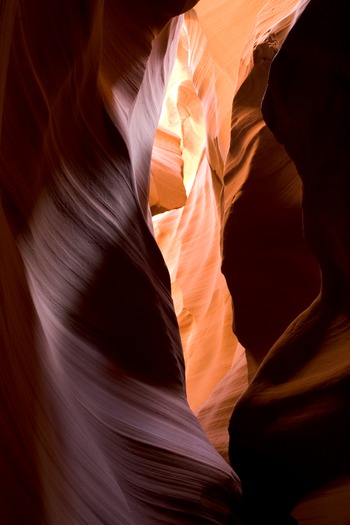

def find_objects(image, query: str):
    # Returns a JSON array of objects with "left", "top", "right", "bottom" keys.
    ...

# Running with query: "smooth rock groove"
[{"left": 0, "top": 1, "right": 241, "bottom": 523}]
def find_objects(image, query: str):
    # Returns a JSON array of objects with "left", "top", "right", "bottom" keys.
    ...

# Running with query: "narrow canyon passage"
[{"left": 1, "top": 0, "right": 349, "bottom": 524}]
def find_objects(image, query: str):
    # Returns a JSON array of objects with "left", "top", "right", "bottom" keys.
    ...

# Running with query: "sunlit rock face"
[
  {"left": 149, "top": 127, "right": 186, "bottom": 215},
  {"left": 152, "top": 0, "right": 275, "bottom": 435},
  {"left": 152, "top": 0, "right": 320, "bottom": 465},
  {"left": 0, "top": 1, "right": 241, "bottom": 523},
  {"left": 229, "top": 0, "right": 350, "bottom": 523},
  {"left": 2, "top": 0, "right": 349, "bottom": 523},
  {"left": 152, "top": 8, "right": 245, "bottom": 414}
]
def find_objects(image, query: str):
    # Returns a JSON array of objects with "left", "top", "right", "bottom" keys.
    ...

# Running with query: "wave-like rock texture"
[
  {"left": 152, "top": 0, "right": 282, "bottom": 426},
  {"left": 0, "top": 1, "right": 241, "bottom": 523},
  {"left": 222, "top": 0, "right": 320, "bottom": 376},
  {"left": 150, "top": 126, "right": 186, "bottom": 215},
  {"left": 153, "top": 8, "right": 245, "bottom": 413},
  {"left": 229, "top": 0, "right": 350, "bottom": 523},
  {"left": 162, "top": 0, "right": 320, "bottom": 463},
  {"left": 3, "top": 0, "right": 350, "bottom": 523}
]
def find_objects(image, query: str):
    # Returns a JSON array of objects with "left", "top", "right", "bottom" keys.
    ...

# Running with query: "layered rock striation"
[
  {"left": 229, "top": 0, "right": 350, "bottom": 523},
  {"left": 2, "top": 0, "right": 350, "bottom": 523},
  {"left": 0, "top": 1, "right": 241, "bottom": 523}
]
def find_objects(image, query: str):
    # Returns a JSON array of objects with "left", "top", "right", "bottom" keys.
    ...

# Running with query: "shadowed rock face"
[
  {"left": 222, "top": 0, "right": 320, "bottom": 375},
  {"left": 229, "top": 0, "right": 350, "bottom": 523},
  {"left": 2, "top": 0, "right": 350, "bottom": 523},
  {"left": 0, "top": 1, "right": 242, "bottom": 523}
]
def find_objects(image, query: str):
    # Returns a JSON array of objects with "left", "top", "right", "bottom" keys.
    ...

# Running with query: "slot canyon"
[{"left": 0, "top": 0, "right": 349, "bottom": 523}]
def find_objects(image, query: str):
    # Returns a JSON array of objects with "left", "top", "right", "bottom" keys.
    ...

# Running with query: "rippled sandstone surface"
[
  {"left": 229, "top": 0, "right": 350, "bottom": 523},
  {"left": 0, "top": 1, "right": 241, "bottom": 523},
  {"left": 1, "top": 0, "right": 349, "bottom": 523}
]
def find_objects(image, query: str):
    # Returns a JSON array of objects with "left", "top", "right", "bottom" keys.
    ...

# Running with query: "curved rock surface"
[
  {"left": 153, "top": 8, "right": 244, "bottom": 412},
  {"left": 2, "top": 0, "right": 350, "bottom": 523},
  {"left": 157, "top": 0, "right": 320, "bottom": 466},
  {"left": 0, "top": 1, "right": 241, "bottom": 523},
  {"left": 222, "top": 0, "right": 320, "bottom": 375},
  {"left": 229, "top": 0, "right": 350, "bottom": 523}
]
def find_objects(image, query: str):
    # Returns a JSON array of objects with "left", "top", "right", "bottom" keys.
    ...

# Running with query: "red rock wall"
[
  {"left": 0, "top": 1, "right": 241, "bottom": 523},
  {"left": 229, "top": 0, "right": 350, "bottom": 523},
  {"left": 1, "top": 0, "right": 349, "bottom": 523}
]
